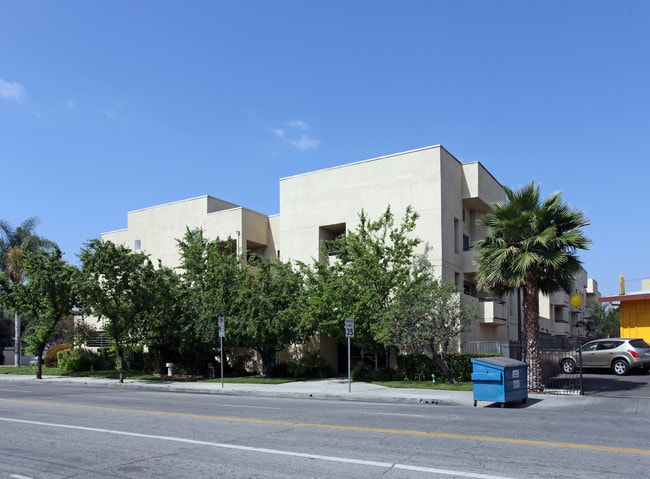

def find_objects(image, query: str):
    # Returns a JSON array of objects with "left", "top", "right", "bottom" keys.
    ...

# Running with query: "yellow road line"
[{"left": 3, "top": 397, "right": 649, "bottom": 455}]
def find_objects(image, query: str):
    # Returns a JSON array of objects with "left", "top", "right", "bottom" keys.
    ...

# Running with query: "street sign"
[
  {"left": 345, "top": 317, "right": 354, "bottom": 338},
  {"left": 218, "top": 316, "right": 225, "bottom": 338}
]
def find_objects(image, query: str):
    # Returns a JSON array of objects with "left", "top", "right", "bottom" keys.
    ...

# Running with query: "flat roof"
[{"left": 599, "top": 291, "right": 650, "bottom": 302}]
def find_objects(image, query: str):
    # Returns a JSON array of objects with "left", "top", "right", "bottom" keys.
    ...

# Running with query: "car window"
[
  {"left": 597, "top": 341, "right": 622, "bottom": 350},
  {"left": 629, "top": 339, "right": 650, "bottom": 349},
  {"left": 582, "top": 342, "right": 599, "bottom": 352}
]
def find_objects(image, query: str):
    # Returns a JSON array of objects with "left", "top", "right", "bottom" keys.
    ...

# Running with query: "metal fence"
[{"left": 507, "top": 337, "right": 583, "bottom": 395}]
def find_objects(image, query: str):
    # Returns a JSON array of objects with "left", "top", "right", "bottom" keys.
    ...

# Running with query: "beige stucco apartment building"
[{"left": 102, "top": 144, "right": 599, "bottom": 365}]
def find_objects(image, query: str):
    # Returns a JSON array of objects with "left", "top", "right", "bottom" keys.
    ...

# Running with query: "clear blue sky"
[{"left": 1, "top": 1, "right": 649, "bottom": 296}]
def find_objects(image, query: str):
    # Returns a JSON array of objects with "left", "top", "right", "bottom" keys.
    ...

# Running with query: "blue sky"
[{"left": 1, "top": 1, "right": 649, "bottom": 296}]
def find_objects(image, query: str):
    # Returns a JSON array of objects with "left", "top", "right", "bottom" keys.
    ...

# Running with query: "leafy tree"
[
  {"left": 0, "top": 217, "right": 56, "bottom": 366},
  {"left": 585, "top": 301, "right": 620, "bottom": 338},
  {"left": 78, "top": 239, "right": 154, "bottom": 383},
  {"left": 139, "top": 262, "right": 186, "bottom": 373},
  {"left": 231, "top": 255, "right": 304, "bottom": 376},
  {"left": 176, "top": 229, "right": 244, "bottom": 372},
  {"left": 380, "top": 253, "right": 477, "bottom": 383},
  {"left": 474, "top": 181, "right": 590, "bottom": 391},
  {"left": 15, "top": 248, "right": 79, "bottom": 378},
  {"left": 300, "top": 206, "right": 421, "bottom": 356}
]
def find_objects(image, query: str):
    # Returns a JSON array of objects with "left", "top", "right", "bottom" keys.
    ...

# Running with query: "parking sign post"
[
  {"left": 218, "top": 317, "right": 225, "bottom": 388},
  {"left": 345, "top": 318, "right": 354, "bottom": 393}
]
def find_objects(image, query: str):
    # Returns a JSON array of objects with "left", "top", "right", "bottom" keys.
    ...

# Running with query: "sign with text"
[
  {"left": 345, "top": 318, "right": 355, "bottom": 338},
  {"left": 218, "top": 316, "right": 225, "bottom": 338}
]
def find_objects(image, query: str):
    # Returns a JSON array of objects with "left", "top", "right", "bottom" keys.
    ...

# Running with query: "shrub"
[
  {"left": 369, "top": 367, "right": 405, "bottom": 382},
  {"left": 397, "top": 354, "right": 436, "bottom": 381},
  {"left": 351, "top": 361, "right": 372, "bottom": 381},
  {"left": 122, "top": 346, "right": 146, "bottom": 371},
  {"left": 57, "top": 348, "right": 106, "bottom": 373},
  {"left": 274, "top": 351, "right": 334, "bottom": 379},
  {"left": 45, "top": 343, "right": 70, "bottom": 367}
]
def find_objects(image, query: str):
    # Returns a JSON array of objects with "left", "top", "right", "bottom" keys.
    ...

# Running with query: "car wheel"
[
  {"left": 561, "top": 359, "right": 576, "bottom": 374},
  {"left": 612, "top": 359, "right": 629, "bottom": 376}
]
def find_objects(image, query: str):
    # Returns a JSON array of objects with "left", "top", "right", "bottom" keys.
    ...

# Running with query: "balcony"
[
  {"left": 552, "top": 319, "right": 571, "bottom": 336},
  {"left": 478, "top": 297, "right": 508, "bottom": 325}
]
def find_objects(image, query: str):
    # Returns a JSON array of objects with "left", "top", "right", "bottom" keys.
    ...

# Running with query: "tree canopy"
[
  {"left": 474, "top": 181, "right": 590, "bottom": 391},
  {"left": 15, "top": 248, "right": 79, "bottom": 378},
  {"left": 78, "top": 239, "right": 155, "bottom": 383}
]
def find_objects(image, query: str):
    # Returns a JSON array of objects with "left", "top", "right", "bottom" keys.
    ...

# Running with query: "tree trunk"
[
  {"left": 260, "top": 348, "right": 276, "bottom": 377},
  {"left": 36, "top": 345, "right": 46, "bottom": 379},
  {"left": 427, "top": 341, "right": 457, "bottom": 384},
  {"left": 431, "top": 354, "right": 457, "bottom": 384},
  {"left": 522, "top": 280, "right": 543, "bottom": 392},
  {"left": 117, "top": 347, "right": 125, "bottom": 383}
]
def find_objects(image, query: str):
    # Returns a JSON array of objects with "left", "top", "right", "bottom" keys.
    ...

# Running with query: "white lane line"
[
  {"left": 10, "top": 475, "right": 34, "bottom": 479},
  {"left": 0, "top": 417, "right": 518, "bottom": 479},
  {"left": 0, "top": 389, "right": 31, "bottom": 393}
]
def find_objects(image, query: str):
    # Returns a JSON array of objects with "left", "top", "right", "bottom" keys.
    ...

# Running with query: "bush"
[
  {"left": 45, "top": 343, "right": 70, "bottom": 367},
  {"left": 397, "top": 354, "right": 436, "bottom": 381},
  {"left": 351, "top": 361, "right": 372, "bottom": 381},
  {"left": 274, "top": 351, "right": 334, "bottom": 379},
  {"left": 57, "top": 348, "right": 108, "bottom": 373},
  {"left": 395, "top": 352, "right": 501, "bottom": 382},
  {"left": 368, "top": 367, "right": 405, "bottom": 382},
  {"left": 122, "top": 346, "right": 146, "bottom": 372}
]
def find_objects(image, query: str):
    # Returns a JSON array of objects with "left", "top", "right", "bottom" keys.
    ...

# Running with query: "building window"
[
  {"left": 463, "top": 234, "right": 471, "bottom": 251},
  {"left": 134, "top": 239, "right": 141, "bottom": 251}
]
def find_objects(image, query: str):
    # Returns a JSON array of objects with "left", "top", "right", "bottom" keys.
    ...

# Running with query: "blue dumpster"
[{"left": 471, "top": 357, "right": 528, "bottom": 408}]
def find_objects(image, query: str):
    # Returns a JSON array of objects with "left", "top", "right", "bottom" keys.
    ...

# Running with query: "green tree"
[
  {"left": 176, "top": 229, "right": 244, "bottom": 372},
  {"left": 139, "top": 262, "right": 185, "bottom": 373},
  {"left": 231, "top": 255, "right": 304, "bottom": 376},
  {"left": 300, "top": 206, "right": 421, "bottom": 356},
  {"left": 474, "top": 181, "right": 590, "bottom": 391},
  {"left": 15, "top": 248, "right": 79, "bottom": 378},
  {"left": 0, "top": 217, "right": 56, "bottom": 366},
  {"left": 78, "top": 239, "right": 154, "bottom": 383},
  {"left": 381, "top": 253, "right": 477, "bottom": 383},
  {"left": 585, "top": 301, "right": 620, "bottom": 338}
]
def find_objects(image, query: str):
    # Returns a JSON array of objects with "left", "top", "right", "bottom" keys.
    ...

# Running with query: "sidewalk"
[{"left": 1, "top": 374, "right": 649, "bottom": 415}]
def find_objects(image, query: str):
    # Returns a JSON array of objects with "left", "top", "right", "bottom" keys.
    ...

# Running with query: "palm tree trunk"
[{"left": 523, "top": 280, "right": 543, "bottom": 392}]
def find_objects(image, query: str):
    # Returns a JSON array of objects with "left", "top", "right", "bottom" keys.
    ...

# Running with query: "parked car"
[{"left": 561, "top": 338, "right": 650, "bottom": 376}]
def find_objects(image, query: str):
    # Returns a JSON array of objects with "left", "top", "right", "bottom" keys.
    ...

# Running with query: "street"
[{"left": 1, "top": 382, "right": 648, "bottom": 478}]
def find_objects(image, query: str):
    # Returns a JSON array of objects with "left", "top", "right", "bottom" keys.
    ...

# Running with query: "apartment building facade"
[{"left": 102, "top": 145, "right": 598, "bottom": 365}]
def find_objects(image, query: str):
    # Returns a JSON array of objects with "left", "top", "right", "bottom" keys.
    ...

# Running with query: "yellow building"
[{"left": 599, "top": 279, "right": 650, "bottom": 340}]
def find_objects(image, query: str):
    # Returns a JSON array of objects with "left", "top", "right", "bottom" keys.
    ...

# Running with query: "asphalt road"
[
  {"left": 581, "top": 370, "right": 650, "bottom": 397},
  {"left": 1, "top": 382, "right": 648, "bottom": 478}
]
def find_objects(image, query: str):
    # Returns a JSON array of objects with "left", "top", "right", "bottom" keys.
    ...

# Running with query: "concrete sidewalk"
[{"left": 1, "top": 374, "right": 649, "bottom": 415}]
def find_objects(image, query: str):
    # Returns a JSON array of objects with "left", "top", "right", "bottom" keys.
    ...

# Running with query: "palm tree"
[
  {"left": 0, "top": 217, "right": 56, "bottom": 366},
  {"left": 474, "top": 182, "right": 590, "bottom": 391}
]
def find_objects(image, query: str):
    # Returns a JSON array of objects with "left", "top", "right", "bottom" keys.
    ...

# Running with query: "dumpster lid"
[{"left": 471, "top": 357, "right": 527, "bottom": 368}]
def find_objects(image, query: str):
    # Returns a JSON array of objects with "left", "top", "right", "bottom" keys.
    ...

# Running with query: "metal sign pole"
[
  {"left": 347, "top": 336, "right": 351, "bottom": 393},
  {"left": 218, "top": 316, "right": 225, "bottom": 388},
  {"left": 344, "top": 318, "right": 354, "bottom": 393}
]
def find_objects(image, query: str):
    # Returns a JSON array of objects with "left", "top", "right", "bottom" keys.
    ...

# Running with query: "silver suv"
[{"left": 561, "top": 338, "right": 650, "bottom": 376}]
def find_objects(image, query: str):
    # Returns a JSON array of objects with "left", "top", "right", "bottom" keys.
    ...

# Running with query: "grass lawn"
[{"left": 1, "top": 366, "right": 472, "bottom": 390}]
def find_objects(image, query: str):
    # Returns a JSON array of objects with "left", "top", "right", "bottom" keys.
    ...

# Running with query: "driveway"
[{"left": 581, "top": 370, "right": 650, "bottom": 398}]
